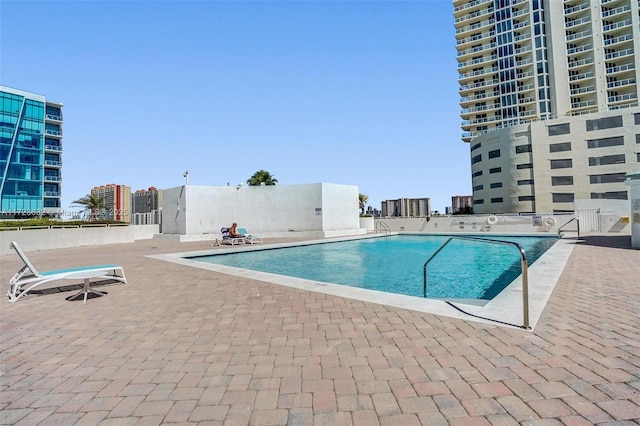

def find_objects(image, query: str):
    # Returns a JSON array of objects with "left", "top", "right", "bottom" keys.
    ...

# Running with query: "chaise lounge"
[
  {"left": 7, "top": 241, "right": 127, "bottom": 303},
  {"left": 237, "top": 228, "right": 263, "bottom": 244},
  {"left": 220, "top": 227, "right": 246, "bottom": 245}
]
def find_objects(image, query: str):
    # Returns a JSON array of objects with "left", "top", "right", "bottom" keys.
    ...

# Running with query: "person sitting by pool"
[{"left": 229, "top": 223, "right": 244, "bottom": 238}]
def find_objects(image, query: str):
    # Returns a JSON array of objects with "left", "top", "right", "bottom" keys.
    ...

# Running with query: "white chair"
[
  {"left": 7, "top": 241, "right": 127, "bottom": 303},
  {"left": 237, "top": 228, "right": 263, "bottom": 244}
]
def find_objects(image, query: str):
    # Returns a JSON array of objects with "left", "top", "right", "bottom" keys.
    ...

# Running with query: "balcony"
[
  {"left": 457, "top": 31, "right": 495, "bottom": 47},
  {"left": 45, "top": 129, "right": 62, "bottom": 138},
  {"left": 607, "top": 77, "right": 636, "bottom": 88},
  {"left": 44, "top": 175, "right": 61, "bottom": 182},
  {"left": 455, "top": 6, "right": 494, "bottom": 24},
  {"left": 570, "top": 85, "right": 596, "bottom": 95},
  {"left": 457, "top": 42, "right": 496, "bottom": 59},
  {"left": 45, "top": 144, "right": 62, "bottom": 152},
  {"left": 565, "top": 16, "right": 591, "bottom": 29},
  {"left": 608, "top": 93, "right": 638, "bottom": 104},
  {"left": 44, "top": 160, "right": 62, "bottom": 167},
  {"left": 571, "top": 99, "right": 597, "bottom": 109},
  {"left": 564, "top": 2, "right": 590, "bottom": 15},
  {"left": 456, "top": 18, "right": 495, "bottom": 36},
  {"left": 568, "top": 57, "right": 594, "bottom": 69},
  {"left": 605, "top": 48, "right": 634, "bottom": 60},
  {"left": 567, "top": 43, "right": 593, "bottom": 55},
  {"left": 604, "top": 33, "right": 633, "bottom": 46},
  {"left": 45, "top": 113, "right": 63, "bottom": 122},
  {"left": 44, "top": 191, "right": 60, "bottom": 197},
  {"left": 458, "top": 54, "right": 497, "bottom": 69},
  {"left": 454, "top": 0, "right": 492, "bottom": 14},
  {"left": 459, "top": 66, "right": 498, "bottom": 81},
  {"left": 569, "top": 71, "right": 595, "bottom": 81},
  {"left": 602, "top": 4, "right": 631, "bottom": 17},
  {"left": 602, "top": 19, "right": 632, "bottom": 33},
  {"left": 566, "top": 29, "right": 592, "bottom": 42},
  {"left": 605, "top": 63, "right": 635, "bottom": 75},
  {"left": 459, "top": 78, "right": 499, "bottom": 91}
]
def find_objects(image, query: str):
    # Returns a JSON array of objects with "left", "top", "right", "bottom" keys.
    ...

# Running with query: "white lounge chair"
[
  {"left": 7, "top": 241, "right": 127, "bottom": 303},
  {"left": 237, "top": 228, "right": 263, "bottom": 244},
  {"left": 220, "top": 227, "right": 245, "bottom": 245}
]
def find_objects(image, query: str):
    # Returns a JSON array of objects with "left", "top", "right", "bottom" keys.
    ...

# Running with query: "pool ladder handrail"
[
  {"left": 423, "top": 236, "right": 530, "bottom": 330},
  {"left": 558, "top": 217, "right": 580, "bottom": 237},
  {"left": 375, "top": 220, "right": 391, "bottom": 235}
]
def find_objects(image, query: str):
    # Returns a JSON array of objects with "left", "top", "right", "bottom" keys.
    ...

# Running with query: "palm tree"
[
  {"left": 72, "top": 194, "right": 105, "bottom": 221},
  {"left": 358, "top": 193, "right": 369, "bottom": 215},
  {"left": 247, "top": 170, "right": 278, "bottom": 186}
]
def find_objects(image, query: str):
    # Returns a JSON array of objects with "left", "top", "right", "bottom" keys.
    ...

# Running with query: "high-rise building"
[
  {"left": 381, "top": 197, "right": 431, "bottom": 217},
  {"left": 0, "top": 85, "right": 63, "bottom": 217},
  {"left": 131, "top": 186, "right": 162, "bottom": 225},
  {"left": 454, "top": 0, "right": 639, "bottom": 214},
  {"left": 451, "top": 195, "right": 473, "bottom": 214},
  {"left": 91, "top": 184, "right": 131, "bottom": 222}
]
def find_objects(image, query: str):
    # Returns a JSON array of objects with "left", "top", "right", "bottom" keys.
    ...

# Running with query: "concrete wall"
[
  {"left": 161, "top": 183, "right": 362, "bottom": 238},
  {"left": 0, "top": 225, "right": 159, "bottom": 255}
]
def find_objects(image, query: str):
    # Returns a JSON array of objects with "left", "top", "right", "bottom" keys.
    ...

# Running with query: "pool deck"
[{"left": 1, "top": 233, "right": 639, "bottom": 424}]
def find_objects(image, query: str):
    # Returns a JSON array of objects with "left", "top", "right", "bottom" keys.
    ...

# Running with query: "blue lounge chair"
[
  {"left": 237, "top": 228, "right": 263, "bottom": 244},
  {"left": 7, "top": 241, "right": 127, "bottom": 303},
  {"left": 220, "top": 227, "right": 245, "bottom": 245}
]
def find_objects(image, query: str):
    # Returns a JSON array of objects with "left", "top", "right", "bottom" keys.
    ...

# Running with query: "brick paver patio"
[{"left": 0, "top": 234, "right": 638, "bottom": 425}]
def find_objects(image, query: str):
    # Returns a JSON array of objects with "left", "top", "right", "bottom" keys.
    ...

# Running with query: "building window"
[
  {"left": 518, "top": 196, "right": 535, "bottom": 201},
  {"left": 517, "top": 179, "right": 534, "bottom": 185},
  {"left": 549, "top": 142, "right": 571, "bottom": 153},
  {"left": 472, "top": 170, "right": 483, "bottom": 177},
  {"left": 636, "top": 134, "right": 639, "bottom": 143},
  {"left": 552, "top": 193, "right": 574, "bottom": 203},
  {"left": 473, "top": 199, "right": 484, "bottom": 205},
  {"left": 473, "top": 184, "right": 484, "bottom": 191},
  {"left": 488, "top": 149, "right": 501, "bottom": 159},
  {"left": 471, "top": 142, "right": 481, "bottom": 151},
  {"left": 491, "top": 197, "right": 503, "bottom": 203},
  {"left": 635, "top": 113, "right": 640, "bottom": 125},
  {"left": 472, "top": 154, "right": 482, "bottom": 164},
  {"left": 637, "top": 153, "right": 640, "bottom": 162},
  {"left": 586, "top": 115, "right": 623, "bottom": 131},
  {"left": 587, "top": 136, "right": 624, "bottom": 148},
  {"left": 591, "top": 191, "right": 628, "bottom": 200},
  {"left": 589, "top": 173, "right": 626, "bottom": 184},
  {"left": 551, "top": 176, "right": 574, "bottom": 186},
  {"left": 515, "top": 144, "right": 532, "bottom": 153},
  {"left": 489, "top": 167, "right": 501, "bottom": 173},
  {"left": 490, "top": 182, "right": 503, "bottom": 188},
  {"left": 516, "top": 163, "right": 533, "bottom": 169},
  {"left": 547, "top": 123, "right": 570, "bottom": 136},
  {"left": 550, "top": 159, "right": 572, "bottom": 169},
  {"left": 588, "top": 154, "right": 625, "bottom": 166}
]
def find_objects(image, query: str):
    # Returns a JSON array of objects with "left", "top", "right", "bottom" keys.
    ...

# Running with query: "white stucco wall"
[{"left": 161, "top": 183, "right": 361, "bottom": 238}]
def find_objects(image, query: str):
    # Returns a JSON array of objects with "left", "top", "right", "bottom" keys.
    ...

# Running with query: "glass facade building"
[
  {"left": 454, "top": 0, "right": 640, "bottom": 213},
  {"left": 0, "top": 86, "right": 63, "bottom": 217}
]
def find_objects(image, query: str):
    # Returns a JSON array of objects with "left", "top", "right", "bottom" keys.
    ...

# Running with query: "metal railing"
[
  {"left": 423, "top": 236, "right": 530, "bottom": 329},
  {"left": 558, "top": 217, "right": 580, "bottom": 237},
  {"left": 375, "top": 221, "right": 391, "bottom": 235}
]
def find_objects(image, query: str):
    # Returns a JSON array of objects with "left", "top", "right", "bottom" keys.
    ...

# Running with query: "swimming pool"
[{"left": 191, "top": 234, "right": 559, "bottom": 301}]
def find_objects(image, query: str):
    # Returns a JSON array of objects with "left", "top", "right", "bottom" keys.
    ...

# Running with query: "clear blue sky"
[{"left": 1, "top": 0, "right": 470, "bottom": 214}]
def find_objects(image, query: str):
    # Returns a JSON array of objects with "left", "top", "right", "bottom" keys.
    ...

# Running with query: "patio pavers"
[{"left": 0, "top": 234, "right": 638, "bottom": 424}]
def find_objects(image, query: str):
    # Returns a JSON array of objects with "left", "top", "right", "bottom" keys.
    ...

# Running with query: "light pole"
[{"left": 183, "top": 170, "right": 189, "bottom": 185}]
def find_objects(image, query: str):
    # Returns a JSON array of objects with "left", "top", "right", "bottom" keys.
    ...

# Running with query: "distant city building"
[
  {"left": 365, "top": 205, "right": 380, "bottom": 217},
  {"left": 132, "top": 186, "right": 162, "bottom": 225},
  {"left": 451, "top": 195, "right": 473, "bottom": 214},
  {"left": 0, "top": 85, "right": 63, "bottom": 217},
  {"left": 381, "top": 198, "right": 431, "bottom": 218},
  {"left": 454, "top": 0, "right": 640, "bottom": 213},
  {"left": 91, "top": 184, "right": 131, "bottom": 222}
]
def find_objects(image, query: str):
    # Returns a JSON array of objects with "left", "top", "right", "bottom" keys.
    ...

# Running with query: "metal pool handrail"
[{"left": 423, "top": 236, "right": 530, "bottom": 330}]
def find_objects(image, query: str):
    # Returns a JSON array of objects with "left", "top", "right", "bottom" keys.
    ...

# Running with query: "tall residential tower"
[
  {"left": 454, "top": 0, "right": 639, "bottom": 213},
  {"left": 0, "top": 86, "right": 63, "bottom": 217}
]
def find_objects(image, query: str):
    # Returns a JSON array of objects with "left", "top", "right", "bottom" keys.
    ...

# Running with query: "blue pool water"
[{"left": 192, "top": 235, "right": 559, "bottom": 300}]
